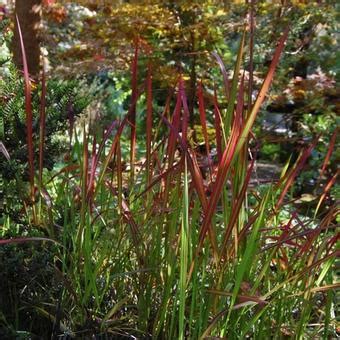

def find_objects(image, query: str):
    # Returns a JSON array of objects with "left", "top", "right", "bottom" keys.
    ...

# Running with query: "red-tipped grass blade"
[
  {"left": 196, "top": 121, "right": 240, "bottom": 253},
  {"left": 161, "top": 113, "right": 219, "bottom": 258},
  {"left": 314, "top": 170, "right": 339, "bottom": 217},
  {"left": 235, "top": 27, "right": 289, "bottom": 155},
  {"left": 197, "top": 27, "right": 289, "bottom": 258},
  {"left": 166, "top": 83, "right": 182, "bottom": 169},
  {"left": 180, "top": 77, "right": 189, "bottom": 148},
  {"left": 319, "top": 128, "right": 338, "bottom": 181},
  {"left": 130, "top": 38, "right": 139, "bottom": 182},
  {"left": 220, "top": 156, "right": 255, "bottom": 258},
  {"left": 211, "top": 51, "right": 230, "bottom": 99},
  {"left": 163, "top": 81, "right": 182, "bottom": 200},
  {"left": 96, "top": 116, "right": 128, "bottom": 193},
  {"left": 16, "top": 15, "right": 35, "bottom": 203},
  {"left": 247, "top": 0, "right": 255, "bottom": 114},
  {"left": 95, "top": 87, "right": 143, "bottom": 194}
]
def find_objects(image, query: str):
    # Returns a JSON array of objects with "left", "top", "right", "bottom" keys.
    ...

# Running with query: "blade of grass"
[
  {"left": 38, "top": 63, "right": 46, "bottom": 191},
  {"left": 180, "top": 77, "right": 189, "bottom": 148},
  {"left": 247, "top": 0, "right": 255, "bottom": 115},
  {"left": 226, "top": 189, "right": 271, "bottom": 323},
  {"left": 195, "top": 116, "right": 240, "bottom": 256},
  {"left": 163, "top": 81, "right": 182, "bottom": 201},
  {"left": 76, "top": 123, "right": 89, "bottom": 252},
  {"left": 207, "top": 289, "right": 267, "bottom": 306},
  {"left": 161, "top": 113, "right": 218, "bottom": 258},
  {"left": 197, "top": 80, "right": 211, "bottom": 174},
  {"left": 314, "top": 170, "right": 339, "bottom": 217},
  {"left": 146, "top": 61, "right": 153, "bottom": 186},
  {"left": 234, "top": 74, "right": 245, "bottom": 137},
  {"left": 167, "top": 80, "right": 182, "bottom": 164},
  {"left": 16, "top": 15, "right": 35, "bottom": 219},
  {"left": 179, "top": 157, "right": 189, "bottom": 340},
  {"left": 91, "top": 119, "right": 119, "bottom": 177},
  {"left": 153, "top": 89, "right": 173, "bottom": 144},
  {"left": 87, "top": 134, "right": 97, "bottom": 202},
  {"left": 229, "top": 74, "right": 246, "bottom": 256},
  {"left": 37, "top": 64, "right": 50, "bottom": 228},
  {"left": 211, "top": 51, "right": 230, "bottom": 99},
  {"left": 96, "top": 115, "right": 129, "bottom": 193},
  {"left": 220, "top": 157, "right": 255, "bottom": 259},
  {"left": 234, "top": 27, "right": 289, "bottom": 155},
  {"left": 196, "top": 27, "right": 289, "bottom": 261},
  {"left": 324, "top": 282, "right": 334, "bottom": 339},
  {"left": 152, "top": 181, "right": 182, "bottom": 338},
  {"left": 224, "top": 29, "right": 246, "bottom": 136},
  {"left": 116, "top": 139, "right": 123, "bottom": 215},
  {"left": 121, "top": 198, "right": 144, "bottom": 266},
  {"left": 319, "top": 127, "right": 338, "bottom": 181},
  {"left": 213, "top": 88, "right": 223, "bottom": 162},
  {"left": 130, "top": 37, "right": 139, "bottom": 183}
]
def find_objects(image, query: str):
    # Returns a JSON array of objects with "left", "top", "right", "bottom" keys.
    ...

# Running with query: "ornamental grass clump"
[{"left": 1, "top": 16, "right": 338, "bottom": 339}]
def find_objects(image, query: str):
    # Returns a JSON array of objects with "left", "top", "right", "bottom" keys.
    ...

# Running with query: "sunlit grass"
[{"left": 1, "top": 19, "right": 338, "bottom": 339}]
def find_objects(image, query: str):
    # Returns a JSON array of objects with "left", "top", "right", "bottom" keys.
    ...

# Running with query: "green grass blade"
[
  {"left": 224, "top": 29, "right": 246, "bottom": 136},
  {"left": 179, "top": 157, "right": 189, "bottom": 340}
]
